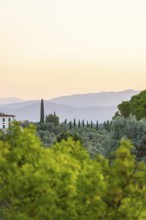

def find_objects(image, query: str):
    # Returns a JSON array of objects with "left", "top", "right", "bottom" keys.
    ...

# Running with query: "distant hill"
[
  {"left": 0, "top": 90, "right": 140, "bottom": 123},
  {"left": 0, "top": 101, "right": 117, "bottom": 123},
  {"left": 0, "top": 98, "right": 23, "bottom": 105},
  {"left": 50, "top": 90, "right": 140, "bottom": 108}
]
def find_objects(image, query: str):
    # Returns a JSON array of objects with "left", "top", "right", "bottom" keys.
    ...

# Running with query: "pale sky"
[{"left": 0, "top": 0, "right": 146, "bottom": 99}]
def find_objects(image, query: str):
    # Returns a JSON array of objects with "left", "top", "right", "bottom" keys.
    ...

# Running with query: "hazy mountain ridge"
[
  {"left": 0, "top": 98, "right": 23, "bottom": 105},
  {"left": 50, "top": 90, "right": 140, "bottom": 107},
  {"left": 0, "top": 90, "right": 140, "bottom": 123},
  {"left": 0, "top": 102, "right": 117, "bottom": 123}
]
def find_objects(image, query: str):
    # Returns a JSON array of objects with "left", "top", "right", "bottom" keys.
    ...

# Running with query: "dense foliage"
[
  {"left": 111, "top": 115, "right": 146, "bottom": 161},
  {"left": 36, "top": 121, "right": 112, "bottom": 158},
  {"left": 36, "top": 114, "right": 146, "bottom": 161},
  {"left": 118, "top": 90, "right": 146, "bottom": 120},
  {"left": 0, "top": 124, "right": 146, "bottom": 219},
  {"left": 45, "top": 112, "right": 59, "bottom": 126}
]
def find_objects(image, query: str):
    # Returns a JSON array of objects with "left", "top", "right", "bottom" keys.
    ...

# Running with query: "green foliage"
[
  {"left": 0, "top": 124, "right": 146, "bottom": 219},
  {"left": 111, "top": 115, "right": 146, "bottom": 161},
  {"left": 78, "top": 120, "right": 81, "bottom": 128},
  {"left": 0, "top": 129, "right": 5, "bottom": 141},
  {"left": 46, "top": 112, "right": 59, "bottom": 126},
  {"left": 73, "top": 118, "right": 76, "bottom": 127},
  {"left": 56, "top": 131, "right": 83, "bottom": 144},
  {"left": 118, "top": 90, "right": 146, "bottom": 120},
  {"left": 118, "top": 101, "right": 130, "bottom": 118},
  {"left": 96, "top": 120, "right": 99, "bottom": 130},
  {"left": 37, "top": 113, "right": 146, "bottom": 161},
  {"left": 103, "top": 120, "right": 111, "bottom": 132},
  {"left": 82, "top": 120, "right": 85, "bottom": 127},
  {"left": 36, "top": 120, "right": 112, "bottom": 157}
]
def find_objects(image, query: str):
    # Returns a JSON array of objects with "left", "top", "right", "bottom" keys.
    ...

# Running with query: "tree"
[
  {"left": 90, "top": 120, "right": 93, "bottom": 128},
  {"left": 46, "top": 112, "right": 59, "bottom": 126},
  {"left": 73, "top": 118, "right": 76, "bottom": 127},
  {"left": 64, "top": 119, "right": 67, "bottom": 124},
  {"left": 78, "top": 120, "right": 81, "bottom": 128},
  {"left": 111, "top": 115, "right": 146, "bottom": 161},
  {"left": 112, "top": 111, "right": 120, "bottom": 120},
  {"left": 103, "top": 120, "right": 111, "bottom": 132},
  {"left": 40, "top": 99, "right": 45, "bottom": 123},
  {"left": 56, "top": 131, "right": 82, "bottom": 144},
  {"left": 118, "top": 101, "right": 130, "bottom": 118},
  {"left": 68, "top": 121, "right": 73, "bottom": 129},
  {"left": 96, "top": 120, "right": 99, "bottom": 130},
  {"left": 1, "top": 124, "right": 146, "bottom": 219},
  {"left": 118, "top": 90, "right": 146, "bottom": 120},
  {"left": 82, "top": 120, "right": 85, "bottom": 127},
  {"left": 87, "top": 121, "right": 89, "bottom": 128}
]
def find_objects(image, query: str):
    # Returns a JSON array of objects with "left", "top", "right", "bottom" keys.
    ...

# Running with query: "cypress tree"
[
  {"left": 73, "top": 118, "right": 76, "bottom": 127},
  {"left": 40, "top": 99, "right": 45, "bottom": 123},
  {"left": 90, "top": 120, "right": 93, "bottom": 128},
  {"left": 64, "top": 119, "right": 67, "bottom": 124},
  {"left": 82, "top": 120, "right": 85, "bottom": 127},
  {"left": 96, "top": 120, "right": 99, "bottom": 130},
  {"left": 78, "top": 120, "right": 81, "bottom": 128},
  {"left": 69, "top": 121, "right": 72, "bottom": 129},
  {"left": 87, "top": 121, "right": 89, "bottom": 128}
]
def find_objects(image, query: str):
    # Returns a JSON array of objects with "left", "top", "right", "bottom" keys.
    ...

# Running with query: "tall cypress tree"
[
  {"left": 82, "top": 119, "right": 85, "bottom": 127},
  {"left": 69, "top": 121, "right": 72, "bottom": 129},
  {"left": 73, "top": 118, "right": 76, "bottom": 127},
  {"left": 78, "top": 120, "right": 81, "bottom": 128},
  {"left": 90, "top": 120, "right": 93, "bottom": 128},
  {"left": 64, "top": 119, "right": 67, "bottom": 124},
  {"left": 96, "top": 120, "right": 99, "bottom": 130},
  {"left": 86, "top": 121, "right": 89, "bottom": 128},
  {"left": 40, "top": 99, "right": 45, "bottom": 123}
]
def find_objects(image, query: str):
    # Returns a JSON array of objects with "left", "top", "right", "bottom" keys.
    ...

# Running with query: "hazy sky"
[{"left": 0, "top": 0, "right": 146, "bottom": 99}]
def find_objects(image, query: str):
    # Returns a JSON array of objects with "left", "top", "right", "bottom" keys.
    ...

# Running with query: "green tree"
[
  {"left": 1, "top": 124, "right": 146, "bottom": 219},
  {"left": 40, "top": 99, "right": 45, "bottom": 123},
  {"left": 96, "top": 120, "right": 99, "bottom": 130},
  {"left": 64, "top": 119, "right": 67, "bottom": 124},
  {"left": 56, "top": 131, "right": 82, "bottom": 144},
  {"left": 103, "top": 120, "right": 111, "bottom": 132},
  {"left": 90, "top": 120, "right": 93, "bottom": 128},
  {"left": 111, "top": 115, "right": 146, "bottom": 161},
  {"left": 73, "top": 118, "right": 76, "bottom": 127},
  {"left": 118, "top": 90, "right": 146, "bottom": 120},
  {"left": 118, "top": 101, "right": 130, "bottom": 118},
  {"left": 78, "top": 120, "right": 81, "bottom": 128},
  {"left": 82, "top": 120, "right": 85, "bottom": 127},
  {"left": 46, "top": 112, "right": 59, "bottom": 126},
  {"left": 87, "top": 121, "right": 89, "bottom": 128},
  {"left": 68, "top": 121, "right": 73, "bottom": 129}
]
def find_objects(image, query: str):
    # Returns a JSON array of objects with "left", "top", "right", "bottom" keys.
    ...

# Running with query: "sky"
[{"left": 0, "top": 0, "right": 146, "bottom": 100}]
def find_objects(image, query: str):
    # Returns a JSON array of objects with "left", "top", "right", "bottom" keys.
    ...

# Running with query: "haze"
[{"left": 0, "top": 0, "right": 146, "bottom": 99}]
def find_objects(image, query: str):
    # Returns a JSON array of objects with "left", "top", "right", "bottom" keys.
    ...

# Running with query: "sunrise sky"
[{"left": 0, "top": 0, "right": 146, "bottom": 99}]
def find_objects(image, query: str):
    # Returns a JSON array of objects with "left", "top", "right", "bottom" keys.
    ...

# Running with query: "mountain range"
[{"left": 0, "top": 90, "right": 140, "bottom": 123}]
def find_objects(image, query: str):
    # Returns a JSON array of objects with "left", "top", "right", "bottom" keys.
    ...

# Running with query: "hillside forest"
[{"left": 1, "top": 90, "right": 146, "bottom": 219}]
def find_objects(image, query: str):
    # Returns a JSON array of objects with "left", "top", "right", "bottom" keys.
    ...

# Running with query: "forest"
[{"left": 0, "top": 90, "right": 146, "bottom": 219}]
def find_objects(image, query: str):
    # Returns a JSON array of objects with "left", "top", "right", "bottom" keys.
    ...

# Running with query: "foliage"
[
  {"left": 118, "top": 101, "right": 130, "bottom": 118},
  {"left": 36, "top": 121, "right": 112, "bottom": 157},
  {"left": 0, "top": 124, "right": 146, "bottom": 219},
  {"left": 37, "top": 111, "right": 146, "bottom": 161},
  {"left": 118, "top": 90, "right": 146, "bottom": 120},
  {"left": 111, "top": 115, "right": 146, "bottom": 161},
  {"left": 46, "top": 112, "right": 59, "bottom": 126},
  {"left": 56, "top": 131, "right": 83, "bottom": 144}
]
